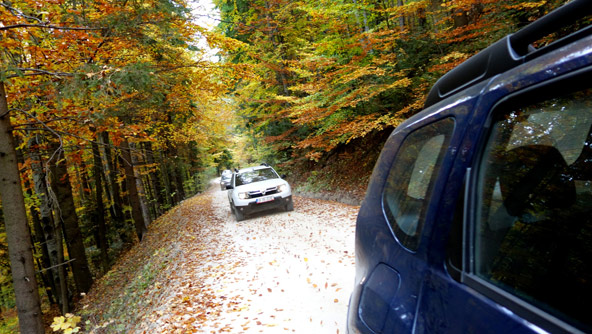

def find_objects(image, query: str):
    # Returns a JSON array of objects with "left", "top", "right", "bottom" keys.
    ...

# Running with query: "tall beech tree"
[
  {"left": 100, "top": 131, "right": 133, "bottom": 244},
  {"left": 0, "top": 82, "right": 45, "bottom": 333},
  {"left": 90, "top": 130, "right": 109, "bottom": 272},
  {"left": 120, "top": 139, "right": 148, "bottom": 241},
  {"left": 28, "top": 134, "right": 69, "bottom": 313},
  {"left": 48, "top": 139, "right": 94, "bottom": 294}
]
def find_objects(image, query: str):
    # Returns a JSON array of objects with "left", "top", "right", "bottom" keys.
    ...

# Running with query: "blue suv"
[{"left": 347, "top": 1, "right": 592, "bottom": 334}]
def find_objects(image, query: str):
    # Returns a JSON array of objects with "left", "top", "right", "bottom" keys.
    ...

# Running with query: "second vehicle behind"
[{"left": 227, "top": 164, "right": 293, "bottom": 221}]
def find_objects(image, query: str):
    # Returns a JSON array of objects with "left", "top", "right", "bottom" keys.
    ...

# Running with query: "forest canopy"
[{"left": 213, "top": 0, "right": 569, "bottom": 162}]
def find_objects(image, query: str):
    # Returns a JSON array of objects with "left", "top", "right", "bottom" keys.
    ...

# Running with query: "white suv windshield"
[{"left": 236, "top": 168, "right": 279, "bottom": 186}]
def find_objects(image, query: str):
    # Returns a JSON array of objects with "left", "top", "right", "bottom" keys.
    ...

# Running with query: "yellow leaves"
[
  {"left": 306, "top": 151, "right": 323, "bottom": 162},
  {"left": 1, "top": 0, "right": 214, "bottom": 130},
  {"left": 429, "top": 51, "right": 470, "bottom": 74},
  {"left": 440, "top": 51, "right": 469, "bottom": 63},
  {"left": 380, "top": 0, "right": 427, "bottom": 16},
  {"left": 50, "top": 313, "right": 81, "bottom": 334},
  {"left": 334, "top": 65, "right": 386, "bottom": 85},
  {"left": 503, "top": 1, "right": 547, "bottom": 11},
  {"left": 201, "top": 29, "right": 249, "bottom": 53},
  {"left": 441, "top": 0, "right": 491, "bottom": 11}
]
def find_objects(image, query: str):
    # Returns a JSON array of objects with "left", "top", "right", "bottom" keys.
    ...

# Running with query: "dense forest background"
[
  {"left": 211, "top": 0, "right": 570, "bottom": 200},
  {"left": 0, "top": 0, "right": 571, "bottom": 332}
]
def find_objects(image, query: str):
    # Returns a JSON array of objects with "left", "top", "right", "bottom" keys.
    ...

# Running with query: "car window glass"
[
  {"left": 383, "top": 118, "right": 455, "bottom": 251},
  {"left": 475, "top": 89, "right": 592, "bottom": 331},
  {"left": 236, "top": 168, "right": 279, "bottom": 186}
]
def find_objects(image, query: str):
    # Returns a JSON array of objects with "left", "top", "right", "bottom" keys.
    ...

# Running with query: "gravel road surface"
[
  {"left": 197, "top": 180, "right": 358, "bottom": 333},
  {"left": 103, "top": 180, "right": 360, "bottom": 334}
]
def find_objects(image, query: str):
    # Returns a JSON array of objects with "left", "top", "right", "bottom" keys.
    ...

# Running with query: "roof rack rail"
[{"left": 424, "top": 0, "right": 592, "bottom": 108}]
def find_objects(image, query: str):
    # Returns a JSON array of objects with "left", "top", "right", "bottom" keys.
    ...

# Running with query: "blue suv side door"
[
  {"left": 350, "top": 32, "right": 592, "bottom": 334},
  {"left": 350, "top": 86, "right": 480, "bottom": 333}
]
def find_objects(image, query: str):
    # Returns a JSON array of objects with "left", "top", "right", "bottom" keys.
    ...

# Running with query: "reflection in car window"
[
  {"left": 236, "top": 168, "right": 279, "bottom": 186},
  {"left": 383, "top": 118, "right": 454, "bottom": 251},
  {"left": 475, "top": 89, "right": 592, "bottom": 331}
]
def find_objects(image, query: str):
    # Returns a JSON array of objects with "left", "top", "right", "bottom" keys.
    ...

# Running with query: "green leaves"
[
  {"left": 214, "top": 0, "right": 565, "bottom": 163},
  {"left": 110, "top": 62, "right": 155, "bottom": 93}
]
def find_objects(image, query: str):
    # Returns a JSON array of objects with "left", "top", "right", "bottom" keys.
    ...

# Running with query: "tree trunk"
[
  {"left": 397, "top": 0, "right": 405, "bottom": 29},
  {"left": 29, "top": 201, "right": 56, "bottom": 306},
  {"left": 129, "top": 142, "right": 151, "bottom": 225},
  {"left": 159, "top": 149, "right": 174, "bottom": 207},
  {"left": 167, "top": 146, "right": 186, "bottom": 202},
  {"left": 100, "top": 132, "right": 132, "bottom": 244},
  {"left": 81, "top": 157, "right": 102, "bottom": 257},
  {"left": 379, "top": 0, "right": 392, "bottom": 30},
  {"left": 452, "top": 2, "right": 469, "bottom": 29},
  {"left": 48, "top": 141, "right": 93, "bottom": 294},
  {"left": 0, "top": 81, "right": 45, "bottom": 333},
  {"left": 188, "top": 142, "right": 202, "bottom": 194},
  {"left": 91, "top": 137, "right": 109, "bottom": 273},
  {"left": 96, "top": 137, "right": 115, "bottom": 218},
  {"left": 78, "top": 159, "right": 92, "bottom": 205},
  {"left": 17, "top": 136, "right": 56, "bottom": 307},
  {"left": 28, "top": 134, "right": 68, "bottom": 311},
  {"left": 143, "top": 142, "right": 165, "bottom": 216},
  {"left": 169, "top": 162, "right": 181, "bottom": 204},
  {"left": 120, "top": 139, "right": 147, "bottom": 241},
  {"left": 54, "top": 213, "right": 69, "bottom": 314},
  {"left": 174, "top": 162, "right": 186, "bottom": 202},
  {"left": 428, "top": 0, "right": 442, "bottom": 33},
  {"left": 417, "top": 5, "right": 427, "bottom": 28}
]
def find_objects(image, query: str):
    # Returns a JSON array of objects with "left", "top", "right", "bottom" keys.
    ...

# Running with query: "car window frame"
[
  {"left": 381, "top": 117, "right": 456, "bottom": 252},
  {"left": 462, "top": 65, "right": 592, "bottom": 334}
]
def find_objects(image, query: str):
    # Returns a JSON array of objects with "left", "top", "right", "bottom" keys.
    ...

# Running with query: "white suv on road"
[{"left": 227, "top": 164, "right": 293, "bottom": 221}]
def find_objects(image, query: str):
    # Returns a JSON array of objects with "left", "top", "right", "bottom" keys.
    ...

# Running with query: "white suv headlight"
[
  {"left": 277, "top": 184, "right": 288, "bottom": 193},
  {"left": 238, "top": 192, "right": 249, "bottom": 199}
]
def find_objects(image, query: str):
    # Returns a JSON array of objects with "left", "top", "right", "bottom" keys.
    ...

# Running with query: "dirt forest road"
[{"left": 83, "top": 179, "right": 359, "bottom": 333}]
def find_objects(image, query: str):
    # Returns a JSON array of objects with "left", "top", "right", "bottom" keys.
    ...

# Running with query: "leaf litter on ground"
[{"left": 79, "top": 180, "right": 358, "bottom": 333}]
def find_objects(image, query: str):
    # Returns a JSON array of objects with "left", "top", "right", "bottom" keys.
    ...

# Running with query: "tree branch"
[
  {"left": 36, "top": 259, "right": 76, "bottom": 274},
  {"left": 0, "top": 23, "right": 104, "bottom": 31},
  {"left": 13, "top": 116, "right": 80, "bottom": 127},
  {"left": 153, "top": 62, "right": 219, "bottom": 73},
  {"left": 5, "top": 68, "right": 77, "bottom": 79},
  {"left": 0, "top": 2, "right": 43, "bottom": 23}
]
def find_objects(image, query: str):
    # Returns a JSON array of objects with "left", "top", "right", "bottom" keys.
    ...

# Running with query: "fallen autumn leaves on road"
[{"left": 80, "top": 180, "right": 358, "bottom": 333}]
